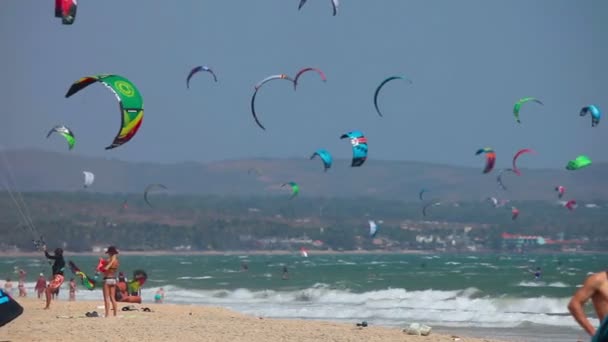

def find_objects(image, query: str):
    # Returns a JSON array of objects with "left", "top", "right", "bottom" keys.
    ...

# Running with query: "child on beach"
[
  {"left": 35, "top": 273, "right": 46, "bottom": 299},
  {"left": 69, "top": 278, "right": 76, "bottom": 301},
  {"left": 154, "top": 288, "right": 165, "bottom": 303},
  {"left": 17, "top": 269, "right": 26, "bottom": 297},
  {"left": 3, "top": 278, "right": 13, "bottom": 296}
]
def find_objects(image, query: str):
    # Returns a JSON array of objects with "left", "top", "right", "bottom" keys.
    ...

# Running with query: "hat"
[{"left": 105, "top": 246, "right": 119, "bottom": 255}]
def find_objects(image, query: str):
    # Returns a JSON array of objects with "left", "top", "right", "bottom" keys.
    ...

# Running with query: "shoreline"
[
  {"left": 0, "top": 249, "right": 605, "bottom": 257},
  {"left": 0, "top": 297, "right": 506, "bottom": 342}
]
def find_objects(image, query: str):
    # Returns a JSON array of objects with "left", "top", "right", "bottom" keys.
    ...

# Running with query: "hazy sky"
[{"left": 1, "top": 0, "right": 606, "bottom": 168}]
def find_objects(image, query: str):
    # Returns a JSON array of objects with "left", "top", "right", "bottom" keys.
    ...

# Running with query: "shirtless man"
[{"left": 568, "top": 270, "right": 608, "bottom": 341}]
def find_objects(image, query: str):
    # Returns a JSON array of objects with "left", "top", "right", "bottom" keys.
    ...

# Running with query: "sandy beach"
[{"left": 0, "top": 297, "right": 503, "bottom": 342}]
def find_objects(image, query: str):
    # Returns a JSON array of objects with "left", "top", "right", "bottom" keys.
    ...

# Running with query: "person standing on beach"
[
  {"left": 568, "top": 270, "right": 608, "bottom": 341},
  {"left": 102, "top": 246, "right": 119, "bottom": 318},
  {"left": 3, "top": 278, "right": 13, "bottom": 296},
  {"left": 17, "top": 269, "right": 27, "bottom": 297},
  {"left": 43, "top": 246, "right": 65, "bottom": 309},
  {"left": 35, "top": 273, "right": 46, "bottom": 299},
  {"left": 68, "top": 278, "right": 76, "bottom": 301}
]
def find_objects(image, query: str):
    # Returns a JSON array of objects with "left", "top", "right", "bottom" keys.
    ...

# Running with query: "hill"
[{"left": 1, "top": 148, "right": 606, "bottom": 201}]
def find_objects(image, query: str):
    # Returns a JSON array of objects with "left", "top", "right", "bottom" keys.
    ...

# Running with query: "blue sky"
[{"left": 1, "top": 0, "right": 606, "bottom": 168}]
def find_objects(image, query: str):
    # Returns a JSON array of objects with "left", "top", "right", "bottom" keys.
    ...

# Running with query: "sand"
[{"left": 0, "top": 297, "right": 504, "bottom": 342}]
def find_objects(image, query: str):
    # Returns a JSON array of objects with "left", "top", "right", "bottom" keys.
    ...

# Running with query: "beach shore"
[{"left": 1, "top": 297, "right": 503, "bottom": 342}]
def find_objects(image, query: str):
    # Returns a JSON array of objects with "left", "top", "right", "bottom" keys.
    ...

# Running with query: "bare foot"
[{"left": 43, "top": 307, "right": 49, "bottom": 310}]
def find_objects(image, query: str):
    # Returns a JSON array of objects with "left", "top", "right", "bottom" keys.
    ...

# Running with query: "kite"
[
  {"left": 46, "top": 125, "right": 75, "bottom": 150},
  {"left": 513, "top": 97, "right": 543, "bottom": 124},
  {"left": 281, "top": 182, "right": 300, "bottom": 199},
  {"left": 580, "top": 105, "right": 601, "bottom": 127},
  {"left": 496, "top": 168, "right": 516, "bottom": 191},
  {"left": 422, "top": 201, "right": 440, "bottom": 217},
  {"left": 512, "top": 148, "right": 535, "bottom": 176},
  {"left": 68, "top": 260, "right": 98, "bottom": 290},
  {"left": 419, "top": 189, "right": 429, "bottom": 201},
  {"left": 475, "top": 147, "right": 496, "bottom": 174},
  {"left": 340, "top": 131, "right": 368, "bottom": 167},
  {"left": 566, "top": 155, "right": 591, "bottom": 171},
  {"left": 368, "top": 220, "right": 378, "bottom": 238},
  {"left": 373, "top": 76, "right": 412, "bottom": 117},
  {"left": 144, "top": 184, "right": 168, "bottom": 208},
  {"left": 247, "top": 168, "right": 261, "bottom": 176},
  {"left": 65, "top": 75, "right": 144, "bottom": 150},
  {"left": 55, "top": 0, "right": 77, "bottom": 25},
  {"left": 298, "top": 0, "right": 339, "bottom": 16},
  {"left": 186, "top": 66, "right": 217, "bottom": 89},
  {"left": 293, "top": 68, "right": 327, "bottom": 90},
  {"left": 83, "top": 171, "right": 94, "bottom": 188},
  {"left": 310, "top": 149, "right": 333, "bottom": 172},
  {"left": 555, "top": 185, "right": 565, "bottom": 199},
  {"left": 250, "top": 74, "right": 294, "bottom": 130}
]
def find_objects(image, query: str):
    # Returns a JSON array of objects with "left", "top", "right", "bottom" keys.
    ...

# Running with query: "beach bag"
[
  {"left": 0, "top": 289, "right": 23, "bottom": 327},
  {"left": 404, "top": 323, "right": 432, "bottom": 336}
]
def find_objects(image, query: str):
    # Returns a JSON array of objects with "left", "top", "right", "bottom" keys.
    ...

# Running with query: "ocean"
[{"left": 2, "top": 253, "right": 603, "bottom": 341}]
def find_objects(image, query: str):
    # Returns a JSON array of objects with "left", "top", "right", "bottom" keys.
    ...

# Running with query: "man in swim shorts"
[
  {"left": 43, "top": 246, "right": 65, "bottom": 309},
  {"left": 568, "top": 270, "right": 608, "bottom": 341}
]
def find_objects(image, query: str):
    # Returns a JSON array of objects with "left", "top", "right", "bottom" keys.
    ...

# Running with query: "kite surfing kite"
[
  {"left": 475, "top": 148, "right": 496, "bottom": 174},
  {"left": 512, "top": 148, "right": 535, "bottom": 176},
  {"left": 565, "top": 200, "right": 577, "bottom": 211},
  {"left": 298, "top": 0, "right": 339, "bottom": 16},
  {"left": 0, "top": 289, "right": 23, "bottom": 327},
  {"left": 293, "top": 68, "right": 326, "bottom": 90},
  {"left": 555, "top": 185, "right": 565, "bottom": 199},
  {"left": 46, "top": 125, "right": 75, "bottom": 150},
  {"left": 281, "top": 182, "right": 300, "bottom": 199},
  {"left": 186, "top": 66, "right": 217, "bottom": 89},
  {"left": 310, "top": 149, "right": 333, "bottom": 172},
  {"left": 373, "top": 76, "right": 412, "bottom": 117},
  {"left": 513, "top": 97, "right": 543, "bottom": 124},
  {"left": 419, "top": 189, "right": 429, "bottom": 201},
  {"left": 566, "top": 155, "right": 591, "bottom": 171},
  {"left": 144, "top": 184, "right": 168, "bottom": 208},
  {"left": 580, "top": 105, "right": 601, "bottom": 127},
  {"left": 247, "top": 168, "right": 261, "bottom": 176},
  {"left": 422, "top": 201, "right": 440, "bottom": 217},
  {"left": 83, "top": 171, "right": 94, "bottom": 188},
  {"left": 250, "top": 74, "right": 294, "bottom": 130},
  {"left": 511, "top": 207, "right": 519, "bottom": 220},
  {"left": 368, "top": 220, "right": 379, "bottom": 238},
  {"left": 68, "top": 260, "right": 100, "bottom": 290},
  {"left": 55, "top": 0, "right": 77, "bottom": 25},
  {"left": 65, "top": 75, "right": 144, "bottom": 150},
  {"left": 496, "top": 168, "right": 516, "bottom": 191},
  {"left": 340, "top": 131, "right": 368, "bottom": 167}
]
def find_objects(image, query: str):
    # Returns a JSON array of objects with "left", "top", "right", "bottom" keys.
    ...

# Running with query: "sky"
[{"left": 1, "top": 0, "right": 606, "bottom": 169}]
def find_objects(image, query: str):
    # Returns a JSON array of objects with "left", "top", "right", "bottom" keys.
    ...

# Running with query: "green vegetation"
[{"left": 1, "top": 192, "right": 606, "bottom": 252}]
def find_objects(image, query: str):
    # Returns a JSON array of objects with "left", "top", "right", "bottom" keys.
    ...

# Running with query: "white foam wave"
[{"left": 517, "top": 281, "right": 570, "bottom": 288}]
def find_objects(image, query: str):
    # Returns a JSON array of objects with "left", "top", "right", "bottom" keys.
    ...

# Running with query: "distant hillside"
[{"left": 0, "top": 148, "right": 606, "bottom": 201}]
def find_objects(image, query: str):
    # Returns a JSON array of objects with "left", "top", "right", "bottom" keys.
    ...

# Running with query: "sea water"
[{"left": 3, "top": 253, "right": 603, "bottom": 341}]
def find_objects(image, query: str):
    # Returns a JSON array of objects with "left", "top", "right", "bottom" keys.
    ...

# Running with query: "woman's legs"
[
  {"left": 102, "top": 283, "right": 110, "bottom": 317},
  {"left": 109, "top": 285, "right": 117, "bottom": 316}
]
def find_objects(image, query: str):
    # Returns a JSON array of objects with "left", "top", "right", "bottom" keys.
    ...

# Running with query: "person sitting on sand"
[
  {"left": 35, "top": 273, "right": 46, "bottom": 299},
  {"left": 43, "top": 246, "right": 65, "bottom": 309},
  {"left": 17, "top": 269, "right": 26, "bottom": 297},
  {"left": 568, "top": 270, "right": 608, "bottom": 341},
  {"left": 154, "top": 288, "right": 165, "bottom": 303},
  {"left": 69, "top": 278, "right": 76, "bottom": 301}
]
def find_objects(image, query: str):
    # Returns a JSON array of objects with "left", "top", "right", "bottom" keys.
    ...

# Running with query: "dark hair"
[
  {"left": 54, "top": 248, "right": 63, "bottom": 256},
  {"left": 106, "top": 246, "right": 119, "bottom": 255}
]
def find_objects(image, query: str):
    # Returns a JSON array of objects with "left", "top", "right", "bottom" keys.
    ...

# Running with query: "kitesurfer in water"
[
  {"left": 529, "top": 267, "right": 541, "bottom": 281},
  {"left": 43, "top": 246, "right": 65, "bottom": 309},
  {"left": 282, "top": 266, "right": 289, "bottom": 280},
  {"left": 568, "top": 270, "right": 608, "bottom": 341}
]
